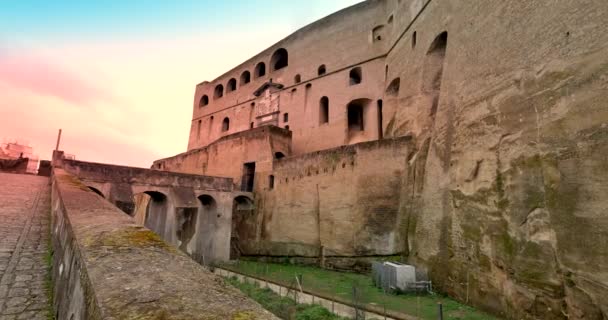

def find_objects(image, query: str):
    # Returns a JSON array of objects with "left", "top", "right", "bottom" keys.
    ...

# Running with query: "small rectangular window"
[
  {"left": 269, "top": 175, "right": 275, "bottom": 189},
  {"left": 283, "top": 113, "right": 289, "bottom": 122}
]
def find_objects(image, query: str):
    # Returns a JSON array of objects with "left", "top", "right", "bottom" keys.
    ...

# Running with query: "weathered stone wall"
[
  {"left": 237, "top": 137, "right": 412, "bottom": 263},
  {"left": 59, "top": 157, "right": 238, "bottom": 264},
  {"left": 154, "top": 126, "right": 292, "bottom": 191},
  {"left": 50, "top": 168, "right": 276, "bottom": 319},
  {"left": 382, "top": 0, "right": 608, "bottom": 319}
]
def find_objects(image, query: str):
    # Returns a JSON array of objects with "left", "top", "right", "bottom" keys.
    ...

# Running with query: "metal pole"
[
  {"left": 438, "top": 301, "right": 444, "bottom": 320},
  {"left": 55, "top": 129, "right": 62, "bottom": 150}
]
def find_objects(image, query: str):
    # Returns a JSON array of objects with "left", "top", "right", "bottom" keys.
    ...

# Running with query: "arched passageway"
[
  {"left": 346, "top": 98, "right": 373, "bottom": 144},
  {"left": 133, "top": 191, "right": 168, "bottom": 239},
  {"left": 196, "top": 194, "right": 218, "bottom": 265},
  {"left": 230, "top": 196, "right": 254, "bottom": 260}
]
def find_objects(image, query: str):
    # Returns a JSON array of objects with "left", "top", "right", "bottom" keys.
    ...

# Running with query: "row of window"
[
  {"left": 199, "top": 48, "right": 289, "bottom": 107},
  {"left": 199, "top": 65, "right": 363, "bottom": 110}
]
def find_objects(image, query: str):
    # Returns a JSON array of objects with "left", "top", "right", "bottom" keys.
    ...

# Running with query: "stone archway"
[{"left": 231, "top": 195, "right": 254, "bottom": 260}]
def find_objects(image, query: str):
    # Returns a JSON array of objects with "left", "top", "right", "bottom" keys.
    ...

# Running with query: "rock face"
[
  {"left": 381, "top": 2, "right": 608, "bottom": 318},
  {"left": 151, "top": 0, "right": 608, "bottom": 318}
]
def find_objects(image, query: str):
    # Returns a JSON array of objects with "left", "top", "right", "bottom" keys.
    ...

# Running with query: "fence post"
[{"left": 438, "top": 301, "right": 444, "bottom": 320}]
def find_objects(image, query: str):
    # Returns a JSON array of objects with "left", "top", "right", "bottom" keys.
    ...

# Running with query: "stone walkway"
[{"left": 0, "top": 173, "right": 51, "bottom": 320}]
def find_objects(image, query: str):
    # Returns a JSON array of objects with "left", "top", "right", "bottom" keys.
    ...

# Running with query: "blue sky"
[{"left": 0, "top": 1, "right": 361, "bottom": 167}]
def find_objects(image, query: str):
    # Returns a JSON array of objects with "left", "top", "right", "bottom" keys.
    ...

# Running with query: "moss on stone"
[
  {"left": 86, "top": 226, "right": 176, "bottom": 253},
  {"left": 232, "top": 311, "right": 256, "bottom": 320}
]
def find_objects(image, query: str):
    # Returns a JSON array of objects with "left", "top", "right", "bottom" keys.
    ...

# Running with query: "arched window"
[
  {"left": 240, "top": 70, "right": 251, "bottom": 85},
  {"left": 412, "top": 31, "right": 417, "bottom": 49},
  {"left": 214, "top": 84, "right": 224, "bottom": 99},
  {"left": 372, "top": 25, "right": 385, "bottom": 42},
  {"left": 197, "top": 120, "right": 202, "bottom": 140},
  {"left": 270, "top": 48, "right": 288, "bottom": 71},
  {"left": 318, "top": 65, "right": 326, "bottom": 76},
  {"left": 386, "top": 78, "right": 400, "bottom": 96},
  {"left": 199, "top": 95, "right": 209, "bottom": 107},
  {"left": 222, "top": 117, "right": 230, "bottom": 132},
  {"left": 348, "top": 102, "right": 363, "bottom": 130},
  {"left": 294, "top": 74, "right": 301, "bottom": 83},
  {"left": 227, "top": 78, "right": 237, "bottom": 93},
  {"left": 319, "top": 96, "right": 329, "bottom": 124},
  {"left": 255, "top": 62, "right": 266, "bottom": 78},
  {"left": 349, "top": 67, "right": 362, "bottom": 85},
  {"left": 424, "top": 31, "right": 448, "bottom": 117}
]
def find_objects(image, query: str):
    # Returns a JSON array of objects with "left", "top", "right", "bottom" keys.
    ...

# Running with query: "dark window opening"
[
  {"left": 386, "top": 78, "right": 400, "bottom": 96},
  {"left": 255, "top": 62, "right": 266, "bottom": 78},
  {"left": 241, "top": 162, "right": 256, "bottom": 192},
  {"left": 227, "top": 78, "right": 237, "bottom": 92},
  {"left": 377, "top": 100, "right": 383, "bottom": 140},
  {"left": 270, "top": 48, "right": 288, "bottom": 71},
  {"left": 199, "top": 95, "right": 209, "bottom": 107},
  {"left": 275, "top": 152, "right": 285, "bottom": 159},
  {"left": 294, "top": 74, "right": 301, "bottom": 83},
  {"left": 268, "top": 175, "right": 275, "bottom": 189},
  {"left": 283, "top": 113, "right": 288, "bottom": 122},
  {"left": 240, "top": 70, "right": 251, "bottom": 85},
  {"left": 372, "top": 25, "right": 385, "bottom": 42},
  {"left": 412, "top": 31, "right": 417, "bottom": 49},
  {"left": 424, "top": 31, "right": 448, "bottom": 118},
  {"left": 222, "top": 117, "right": 230, "bottom": 132},
  {"left": 347, "top": 101, "right": 364, "bottom": 131},
  {"left": 317, "top": 65, "right": 326, "bottom": 76},
  {"left": 214, "top": 84, "right": 224, "bottom": 99},
  {"left": 319, "top": 96, "right": 329, "bottom": 124},
  {"left": 197, "top": 120, "right": 202, "bottom": 140},
  {"left": 250, "top": 122, "right": 254, "bottom": 129},
  {"left": 349, "top": 67, "right": 362, "bottom": 85}
]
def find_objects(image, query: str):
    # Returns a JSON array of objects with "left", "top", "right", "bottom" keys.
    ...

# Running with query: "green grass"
[
  {"left": 226, "top": 276, "right": 349, "bottom": 320},
  {"left": 220, "top": 260, "right": 498, "bottom": 320}
]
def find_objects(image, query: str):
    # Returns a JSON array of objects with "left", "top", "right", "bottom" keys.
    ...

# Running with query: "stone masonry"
[{"left": 0, "top": 173, "right": 51, "bottom": 320}]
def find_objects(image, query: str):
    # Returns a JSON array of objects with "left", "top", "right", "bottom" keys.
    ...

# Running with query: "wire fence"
[{"left": 218, "top": 260, "right": 461, "bottom": 320}]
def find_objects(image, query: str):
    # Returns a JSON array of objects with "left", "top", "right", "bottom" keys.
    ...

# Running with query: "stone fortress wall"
[{"left": 153, "top": 0, "right": 608, "bottom": 319}]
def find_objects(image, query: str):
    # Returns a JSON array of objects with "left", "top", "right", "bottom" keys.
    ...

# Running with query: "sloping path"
[{"left": 0, "top": 173, "right": 51, "bottom": 320}]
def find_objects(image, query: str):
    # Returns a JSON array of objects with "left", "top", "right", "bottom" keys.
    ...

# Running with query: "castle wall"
[
  {"left": 382, "top": 0, "right": 608, "bottom": 318},
  {"left": 152, "top": 0, "right": 608, "bottom": 318},
  {"left": 237, "top": 137, "right": 412, "bottom": 259},
  {"left": 155, "top": 126, "right": 291, "bottom": 191},
  {"left": 187, "top": 0, "right": 398, "bottom": 154}
]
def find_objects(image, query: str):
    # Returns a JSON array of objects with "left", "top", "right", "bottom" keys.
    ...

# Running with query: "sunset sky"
[{"left": 0, "top": 1, "right": 360, "bottom": 168}]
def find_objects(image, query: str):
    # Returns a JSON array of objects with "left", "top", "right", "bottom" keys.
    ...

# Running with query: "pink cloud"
[{"left": 0, "top": 52, "right": 113, "bottom": 106}]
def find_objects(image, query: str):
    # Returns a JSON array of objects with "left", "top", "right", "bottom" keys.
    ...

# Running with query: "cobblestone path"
[{"left": 0, "top": 173, "right": 51, "bottom": 320}]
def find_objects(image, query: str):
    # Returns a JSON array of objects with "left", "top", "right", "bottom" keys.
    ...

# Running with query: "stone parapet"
[{"left": 50, "top": 168, "right": 276, "bottom": 319}]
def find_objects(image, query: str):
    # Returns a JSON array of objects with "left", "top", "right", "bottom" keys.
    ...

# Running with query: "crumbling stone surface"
[
  {"left": 0, "top": 173, "right": 51, "bottom": 320},
  {"left": 51, "top": 169, "right": 277, "bottom": 319}
]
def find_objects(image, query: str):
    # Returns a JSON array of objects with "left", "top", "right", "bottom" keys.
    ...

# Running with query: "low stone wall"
[
  {"left": 50, "top": 168, "right": 276, "bottom": 319},
  {"left": 0, "top": 158, "right": 29, "bottom": 174}
]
